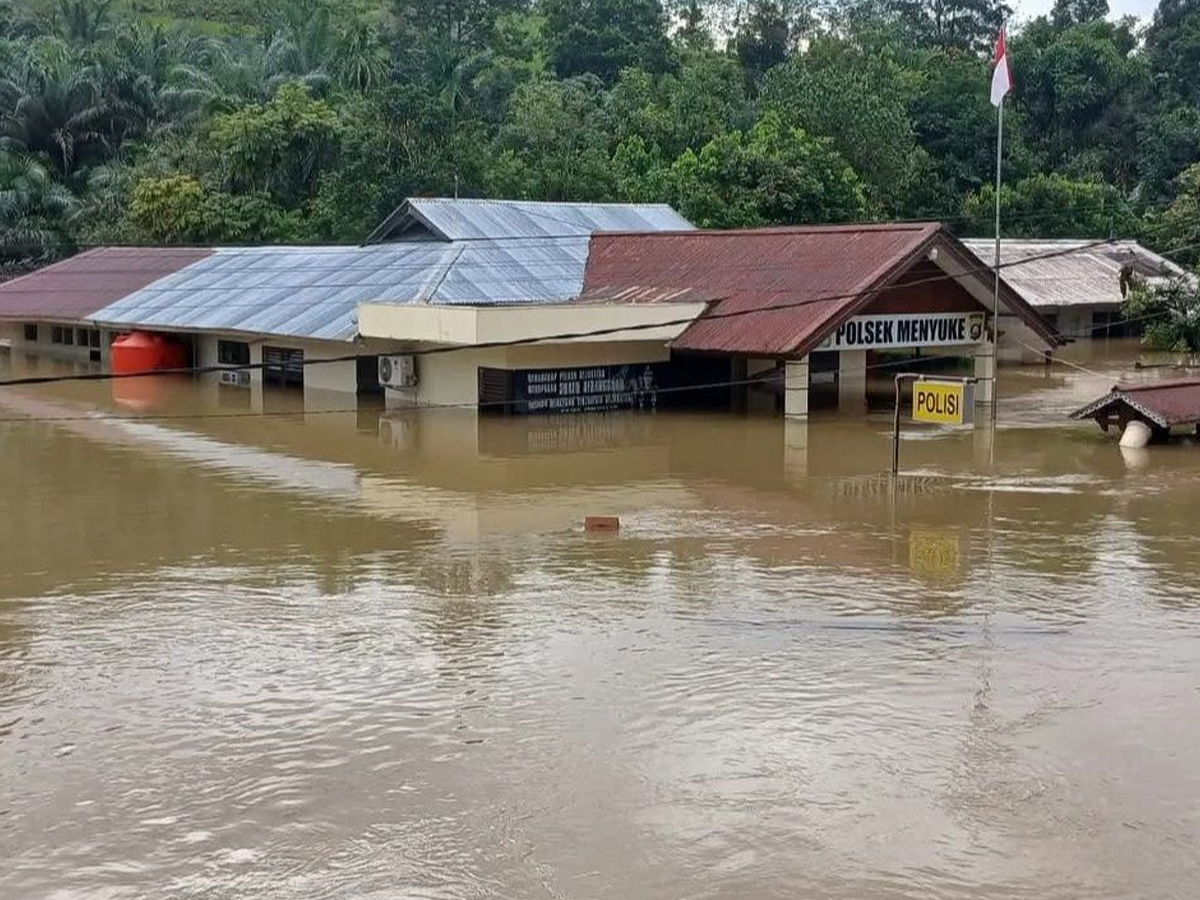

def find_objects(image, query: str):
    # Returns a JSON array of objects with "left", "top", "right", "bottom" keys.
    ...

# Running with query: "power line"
[
  {"left": 2, "top": 234, "right": 1198, "bottom": 395},
  {"left": 0, "top": 306, "right": 1183, "bottom": 425},
  {"left": 0, "top": 235, "right": 1122, "bottom": 388}
]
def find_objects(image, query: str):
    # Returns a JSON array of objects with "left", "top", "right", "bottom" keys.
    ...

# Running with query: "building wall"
[
  {"left": 397, "top": 339, "right": 673, "bottom": 409},
  {"left": 0, "top": 319, "right": 117, "bottom": 364}
]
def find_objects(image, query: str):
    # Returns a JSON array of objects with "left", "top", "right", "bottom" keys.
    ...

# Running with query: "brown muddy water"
[{"left": 1, "top": 340, "right": 1199, "bottom": 900}]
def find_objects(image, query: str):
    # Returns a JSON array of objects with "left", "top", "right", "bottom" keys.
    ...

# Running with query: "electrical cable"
[{"left": 0, "top": 234, "right": 1143, "bottom": 388}]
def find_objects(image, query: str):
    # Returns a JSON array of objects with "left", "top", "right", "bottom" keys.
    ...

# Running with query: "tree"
[
  {"left": 128, "top": 173, "right": 303, "bottom": 243},
  {"left": 1050, "top": 0, "right": 1108, "bottom": 29},
  {"left": 887, "top": 0, "right": 1011, "bottom": 53},
  {"left": 54, "top": 0, "right": 113, "bottom": 45},
  {"left": 609, "top": 50, "right": 752, "bottom": 159},
  {"left": 485, "top": 75, "right": 617, "bottom": 199},
  {"left": 1123, "top": 273, "right": 1200, "bottom": 352},
  {"left": 0, "top": 152, "right": 76, "bottom": 270},
  {"left": 909, "top": 50, "right": 1032, "bottom": 202},
  {"left": 206, "top": 81, "right": 341, "bottom": 206},
  {"left": 0, "top": 55, "right": 113, "bottom": 178},
  {"left": 1151, "top": 162, "right": 1200, "bottom": 266},
  {"left": 1011, "top": 19, "right": 1147, "bottom": 188},
  {"left": 961, "top": 173, "right": 1134, "bottom": 238},
  {"left": 1138, "top": 106, "right": 1200, "bottom": 206},
  {"left": 731, "top": 1, "right": 793, "bottom": 81},
  {"left": 540, "top": 0, "right": 671, "bottom": 83},
  {"left": 660, "top": 111, "right": 869, "bottom": 227},
  {"left": 760, "top": 39, "right": 924, "bottom": 213},
  {"left": 1145, "top": 0, "right": 1200, "bottom": 106},
  {"left": 389, "top": 0, "right": 526, "bottom": 53}
]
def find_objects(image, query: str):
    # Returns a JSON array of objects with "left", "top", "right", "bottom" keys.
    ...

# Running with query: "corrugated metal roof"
[
  {"left": 1071, "top": 378, "right": 1200, "bottom": 428},
  {"left": 367, "top": 198, "right": 695, "bottom": 244},
  {"left": 0, "top": 247, "right": 213, "bottom": 321},
  {"left": 961, "top": 239, "right": 1187, "bottom": 309},
  {"left": 584, "top": 224, "right": 944, "bottom": 356},
  {"left": 93, "top": 238, "right": 592, "bottom": 341}
]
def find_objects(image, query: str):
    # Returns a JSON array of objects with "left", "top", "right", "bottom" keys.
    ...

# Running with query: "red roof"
[
  {"left": 0, "top": 247, "right": 212, "bottom": 321},
  {"left": 585, "top": 223, "right": 1058, "bottom": 356},
  {"left": 1072, "top": 378, "right": 1200, "bottom": 428},
  {"left": 585, "top": 223, "right": 943, "bottom": 356}
]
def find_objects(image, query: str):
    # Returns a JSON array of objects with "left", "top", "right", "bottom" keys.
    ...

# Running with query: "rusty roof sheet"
[
  {"left": 1071, "top": 378, "right": 1200, "bottom": 428},
  {"left": 0, "top": 247, "right": 214, "bottom": 322},
  {"left": 960, "top": 239, "right": 1188, "bottom": 309},
  {"left": 584, "top": 224, "right": 943, "bottom": 356}
]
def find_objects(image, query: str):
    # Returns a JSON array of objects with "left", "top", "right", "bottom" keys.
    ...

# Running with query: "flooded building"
[
  {"left": 572, "top": 223, "right": 1058, "bottom": 417},
  {"left": 2, "top": 201, "right": 1058, "bottom": 419},
  {"left": 0, "top": 247, "right": 212, "bottom": 363},
  {"left": 961, "top": 239, "right": 1186, "bottom": 340}
]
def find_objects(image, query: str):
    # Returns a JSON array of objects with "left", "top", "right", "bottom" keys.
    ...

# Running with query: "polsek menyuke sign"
[{"left": 817, "top": 312, "right": 986, "bottom": 352}]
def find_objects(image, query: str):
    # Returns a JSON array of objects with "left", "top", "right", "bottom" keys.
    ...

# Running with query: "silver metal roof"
[
  {"left": 367, "top": 198, "right": 695, "bottom": 244},
  {"left": 961, "top": 239, "right": 1187, "bottom": 309},
  {"left": 93, "top": 237, "right": 592, "bottom": 342}
]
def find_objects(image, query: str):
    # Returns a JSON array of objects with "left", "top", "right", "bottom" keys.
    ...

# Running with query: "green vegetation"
[{"left": 1, "top": 0, "right": 1199, "bottom": 279}]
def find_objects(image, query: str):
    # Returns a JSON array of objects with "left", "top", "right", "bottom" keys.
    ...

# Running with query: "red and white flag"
[{"left": 990, "top": 27, "right": 1012, "bottom": 107}]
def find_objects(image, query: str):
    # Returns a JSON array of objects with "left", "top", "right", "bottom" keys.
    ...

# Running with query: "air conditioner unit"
[
  {"left": 219, "top": 369, "right": 250, "bottom": 387},
  {"left": 378, "top": 354, "right": 418, "bottom": 389}
]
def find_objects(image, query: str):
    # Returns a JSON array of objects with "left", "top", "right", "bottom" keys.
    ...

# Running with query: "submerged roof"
[
  {"left": 585, "top": 223, "right": 1006, "bottom": 356},
  {"left": 92, "top": 238, "right": 592, "bottom": 341},
  {"left": 961, "top": 239, "right": 1187, "bottom": 310},
  {"left": 0, "top": 247, "right": 212, "bottom": 321},
  {"left": 366, "top": 198, "right": 694, "bottom": 244},
  {"left": 1071, "top": 378, "right": 1200, "bottom": 428}
]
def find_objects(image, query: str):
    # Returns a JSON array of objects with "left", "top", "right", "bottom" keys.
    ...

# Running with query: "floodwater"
[{"left": 1, "top": 340, "right": 1199, "bottom": 900}]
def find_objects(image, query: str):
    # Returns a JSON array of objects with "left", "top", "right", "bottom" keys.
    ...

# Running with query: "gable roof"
[
  {"left": 960, "top": 239, "right": 1189, "bottom": 309},
  {"left": 1071, "top": 378, "right": 1200, "bottom": 429},
  {"left": 365, "top": 197, "right": 694, "bottom": 244},
  {"left": 0, "top": 247, "right": 213, "bottom": 322},
  {"left": 92, "top": 237, "right": 593, "bottom": 341},
  {"left": 584, "top": 223, "right": 1055, "bottom": 357}
]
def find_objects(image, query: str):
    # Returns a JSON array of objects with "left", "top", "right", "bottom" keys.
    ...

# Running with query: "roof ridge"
[
  {"left": 413, "top": 197, "right": 676, "bottom": 209},
  {"left": 595, "top": 222, "right": 940, "bottom": 238}
]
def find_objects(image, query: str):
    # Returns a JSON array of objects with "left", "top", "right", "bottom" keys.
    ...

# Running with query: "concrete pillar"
[
  {"left": 838, "top": 349, "right": 867, "bottom": 412},
  {"left": 783, "top": 418, "right": 809, "bottom": 482},
  {"left": 784, "top": 356, "right": 810, "bottom": 419},
  {"left": 974, "top": 348, "right": 995, "bottom": 408}
]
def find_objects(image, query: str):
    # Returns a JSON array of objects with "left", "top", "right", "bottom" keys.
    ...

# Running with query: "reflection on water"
[{"left": 2, "top": 340, "right": 1199, "bottom": 900}]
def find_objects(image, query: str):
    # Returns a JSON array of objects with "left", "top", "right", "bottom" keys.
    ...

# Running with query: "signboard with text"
[
  {"left": 817, "top": 312, "right": 986, "bottom": 351},
  {"left": 912, "top": 380, "right": 973, "bottom": 425},
  {"left": 509, "top": 364, "right": 662, "bottom": 415}
]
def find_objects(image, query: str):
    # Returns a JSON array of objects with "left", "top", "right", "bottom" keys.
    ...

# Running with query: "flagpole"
[{"left": 992, "top": 94, "right": 1002, "bottom": 424}]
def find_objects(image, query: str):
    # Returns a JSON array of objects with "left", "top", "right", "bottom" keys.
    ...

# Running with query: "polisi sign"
[
  {"left": 817, "top": 312, "right": 986, "bottom": 351},
  {"left": 912, "top": 380, "right": 974, "bottom": 425}
]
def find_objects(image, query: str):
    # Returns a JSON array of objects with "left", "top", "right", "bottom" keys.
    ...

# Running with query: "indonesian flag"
[{"left": 990, "top": 27, "right": 1012, "bottom": 107}]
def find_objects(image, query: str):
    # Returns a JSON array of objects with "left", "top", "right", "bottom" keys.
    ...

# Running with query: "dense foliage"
[{"left": 1, "top": 0, "right": 1199, "bottom": 278}]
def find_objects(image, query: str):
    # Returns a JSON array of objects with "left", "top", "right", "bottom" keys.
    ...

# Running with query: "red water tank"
[{"left": 111, "top": 331, "right": 189, "bottom": 375}]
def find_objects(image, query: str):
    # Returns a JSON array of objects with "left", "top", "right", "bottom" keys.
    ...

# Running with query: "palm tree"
[
  {"left": 0, "top": 60, "right": 111, "bottom": 178},
  {"left": 54, "top": 0, "right": 114, "bottom": 45},
  {"left": 0, "top": 152, "right": 77, "bottom": 266}
]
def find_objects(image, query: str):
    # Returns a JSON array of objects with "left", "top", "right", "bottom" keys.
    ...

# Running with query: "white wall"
[{"left": 3, "top": 320, "right": 105, "bottom": 363}]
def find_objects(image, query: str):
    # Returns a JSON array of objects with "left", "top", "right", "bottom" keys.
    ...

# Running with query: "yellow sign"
[{"left": 912, "top": 380, "right": 973, "bottom": 425}]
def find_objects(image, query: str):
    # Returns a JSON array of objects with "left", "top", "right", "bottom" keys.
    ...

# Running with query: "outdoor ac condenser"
[
  {"left": 378, "top": 354, "right": 418, "bottom": 389},
  {"left": 218, "top": 369, "right": 250, "bottom": 387}
]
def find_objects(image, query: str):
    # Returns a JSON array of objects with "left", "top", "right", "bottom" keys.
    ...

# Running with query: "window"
[
  {"left": 262, "top": 346, "right": 304, "bottom": 387},
  {"left": 89, "top": 329, "right": 101, "bottom": 349},
  {"left": 23, "top": 324, "right": 37, "bottom": 342},
  {"left": 62, "top": 328, "right": 74, "bottom": 345},
  {"left": 50, "top": 326, "right": 63, "bottom": 344},
  {"left": 76, "top": 328, "right": 90, "bottom": 346},
  {"left": 217, "top": 339, "right": 251, "bottom": 366}
]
